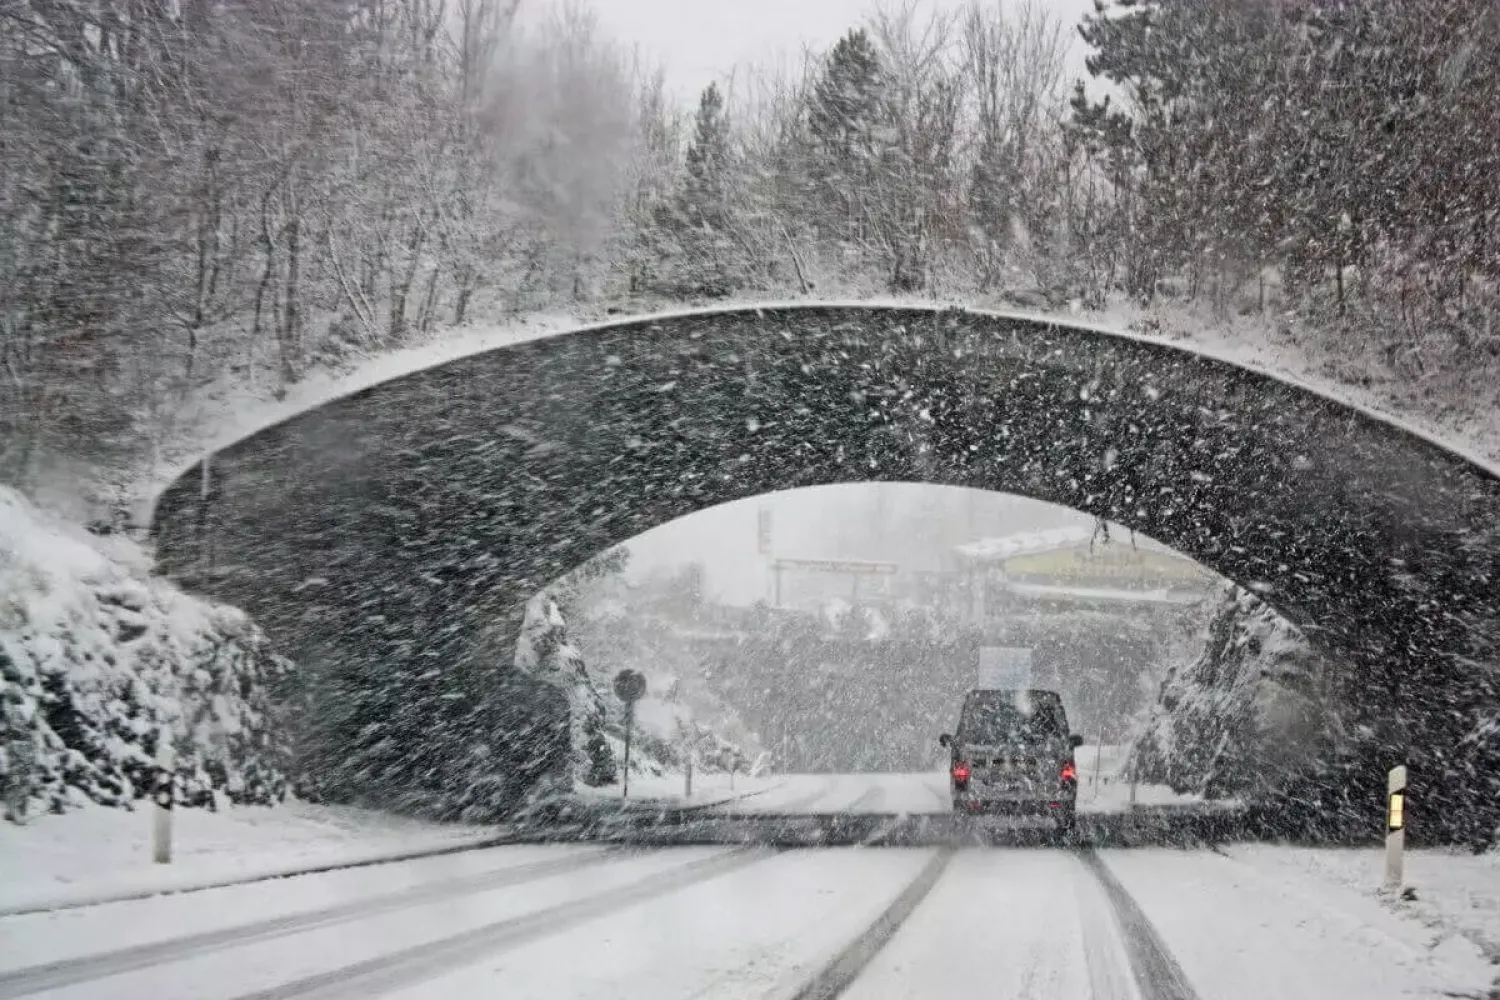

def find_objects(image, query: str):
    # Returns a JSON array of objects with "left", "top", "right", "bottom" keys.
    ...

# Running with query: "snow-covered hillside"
[
  {"left": 0, "top": 488, "right": 289, "bottom": 820},
  {"left": 1130, "top": 584, "right": 1338, "bottom": 801}
]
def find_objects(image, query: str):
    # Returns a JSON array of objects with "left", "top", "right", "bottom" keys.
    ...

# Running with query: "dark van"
[{"left": 939, "top": 688, "right": 1083, "bottom": 831}]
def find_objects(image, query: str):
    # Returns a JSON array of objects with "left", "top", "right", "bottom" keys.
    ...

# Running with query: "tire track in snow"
[
  {"left": 713, "top": 778, "right": 837, "bottom": 816},
  {"left": 221, "top": 847, "right": 773, "bottom": 1000},
  {"left": 783, "top": 848, "right": 955, "bottom": 1000},
  {"left": 841, "top": 785, "right": 886, "bottom": 814},
  {"left": 1071, "top": 852, "right": 1145, "bottom": 1000},
  {"left": 0, "top": 848, "right": 626, "bottom": 999},
  {"left": 1080, "top": 849, "right": 1200, "bottom": 1000}
]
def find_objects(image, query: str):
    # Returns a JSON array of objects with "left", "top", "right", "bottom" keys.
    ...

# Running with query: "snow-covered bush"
[
  {"left": 514, "top": 592, "right": 617, "bottom": 790},
  {"left": 0, "top": 488, "right": 290, "bottom": 820},
  {"left": 1130, "top": 584, "right": 1339, "bottom": 801}
]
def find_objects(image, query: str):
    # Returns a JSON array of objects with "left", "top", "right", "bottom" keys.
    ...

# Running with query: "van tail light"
[
  {"left": 1060, "top": 761, "right": 1077, "bottom": 782},
  {"left": 951, "top": 761, "right": 971, "bottom": 782}
]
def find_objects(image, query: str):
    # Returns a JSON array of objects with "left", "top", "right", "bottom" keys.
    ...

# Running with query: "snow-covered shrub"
[
  {"left": 514, "top": 592, "right": 617, "bottom": 790},
  {"left": 1130, "top": 583, "right": 1339, "bottom": 801},
  {"left": 0, "top": 488, "right": 290, "bottom": 820}
]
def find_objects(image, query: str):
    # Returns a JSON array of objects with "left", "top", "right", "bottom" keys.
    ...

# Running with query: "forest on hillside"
[{"left": 4, "top": 0, "right": 1497, "bottom": 495}]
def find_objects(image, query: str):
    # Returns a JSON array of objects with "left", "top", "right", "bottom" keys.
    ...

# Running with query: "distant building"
[{"left": 942, "top": 525, "right": 1217, "bottom": 625}]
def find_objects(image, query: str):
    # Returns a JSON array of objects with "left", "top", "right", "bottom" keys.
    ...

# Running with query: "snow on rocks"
[
  {"left": 0, "top": 487, "right": 289, "bottom": 820},
  {"left": 1130, "top": 582, "right": 1334, "bottom": 800}
]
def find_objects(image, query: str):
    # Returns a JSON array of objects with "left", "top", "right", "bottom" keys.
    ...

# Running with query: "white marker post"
[
  {"left": 152, "top": 726, "right": 175, "bottom": 864},
  {"left": 684, "top": 750, "right": 693, "bottom": 799},
  {"left": 1385, "top": 764, "right": 1407, "bottom": 889}
]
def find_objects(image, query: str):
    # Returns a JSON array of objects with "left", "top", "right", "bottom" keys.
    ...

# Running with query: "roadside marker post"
[
  {"left": 1385, "top": 764, "right": 1407, "bottom": 889},
  {"left": 1093, "top": 731, "right": 1104, "bottom": 799},
  {"left": 152, "top": 726, "right": 175, "bottom": 864}
]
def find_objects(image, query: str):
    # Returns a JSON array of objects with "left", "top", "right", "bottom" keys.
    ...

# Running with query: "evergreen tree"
[
  {"left": 804, "top": 29, "right": 888, "bottom": 247},
  {"left": 682, "top": 84, "right": 734, "bottom": 232},
  {"left": 581, "top": 710, "right": 617, "bottom": 786},
  {"left": 652, "top": 83, "right": 744, "bottom": 297}
]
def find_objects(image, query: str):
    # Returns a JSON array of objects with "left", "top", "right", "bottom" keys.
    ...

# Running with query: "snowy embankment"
[
  {"left": 1223, "top": 845, "right": 1500, "bottom": 966},
  {"left": 0, "top": 799, "right": 500, "bottom": 915},
  {"left": 0, "top": 488, "right": 289, "bottom": 820},
  {"left": 1102, "top": 845, "right": 1500, "bottom": 999},
  {"left": 572, "top": 772, "right": 783, "bottom": 810}
]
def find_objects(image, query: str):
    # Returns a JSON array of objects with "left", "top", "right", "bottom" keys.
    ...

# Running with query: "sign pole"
[
  {"left": 1385, "top": 764, "right": 1407, "bottom": 889},
  {"left": 622, "top": 703, "right": 632, "bottom": 799},
  {"left": 612, "top": 670, "right": 647, "bottom": 801}
]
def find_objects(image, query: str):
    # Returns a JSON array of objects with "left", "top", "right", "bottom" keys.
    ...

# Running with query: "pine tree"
[
  {"left": 653, "top": 83, "right": 744, "bottom": 297},
  {"left": 581, "top": 710, "right": 617, "bottom": 786},
  {"left": 683, "top": 84, "right": 733, "bottom": 232},
  {"left": 804, "top": 29, "right": 888, "bottom": 248}
]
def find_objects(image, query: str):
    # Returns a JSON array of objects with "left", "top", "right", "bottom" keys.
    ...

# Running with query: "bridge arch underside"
[{"left": 152, "top": 306, "right": 1500, "bottom": 828}]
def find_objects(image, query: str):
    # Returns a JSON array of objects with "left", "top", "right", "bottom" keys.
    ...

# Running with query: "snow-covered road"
[
  {"left": 3, "top": 839, "right": 1493, "bottom": 1000},
  {"left": 695, "top": 766, "right": 1210, "bottom": 817},
  {"left": 1, "top": 775, "right": 1492, "bottom": 1000}
]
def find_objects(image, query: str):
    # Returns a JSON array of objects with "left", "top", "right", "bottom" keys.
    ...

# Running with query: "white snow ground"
[
  {"left": 0, "top": 800, "right": 500, "bottom": 913},
  {"left": 840, "top": 850, "right": 1139, "bottom": 1000},
  {"left": 3, "top": 802, "right": 1496, "bottom": 1000},
  {"left": 1100, "top": 848, "right": 1497, "bottom": 1000}
]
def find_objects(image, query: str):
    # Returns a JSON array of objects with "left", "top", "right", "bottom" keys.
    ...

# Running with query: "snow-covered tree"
[{"left": 514, "top": 593, "right": 616, "bottom": 790}]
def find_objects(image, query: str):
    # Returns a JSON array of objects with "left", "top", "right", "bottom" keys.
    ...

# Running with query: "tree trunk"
[{"left": 279, "top": 194, "right": 302, "bottom": 388}]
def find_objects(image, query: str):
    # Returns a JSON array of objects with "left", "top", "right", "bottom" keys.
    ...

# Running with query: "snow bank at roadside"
[
  {"left": 0, "top": 487, "right": 289, "bottom": 819},
  {"left": 0, "top": 798, "right": 498, "bottom": 914},
  {"left": 1222, "top": 844, "right": 1500, "bottom": 966}
]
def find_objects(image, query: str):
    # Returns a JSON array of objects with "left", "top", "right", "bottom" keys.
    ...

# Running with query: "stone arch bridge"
[{"left": 150, "top": 305, "right": 1500, "bottom": 823}]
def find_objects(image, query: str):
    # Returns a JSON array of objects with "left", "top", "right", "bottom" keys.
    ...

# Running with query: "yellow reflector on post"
[{"left": 1388, "top": 792, "right": 1404, "bottom": 831}]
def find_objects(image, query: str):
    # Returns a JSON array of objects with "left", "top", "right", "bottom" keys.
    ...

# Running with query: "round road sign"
[{"left": 613, "top": 669, "right": 646, "bottom": 704}]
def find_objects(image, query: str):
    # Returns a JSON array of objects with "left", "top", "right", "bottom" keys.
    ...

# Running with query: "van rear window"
[{"left": 959, "top": 692, "right": 1065, "bottom": 743}]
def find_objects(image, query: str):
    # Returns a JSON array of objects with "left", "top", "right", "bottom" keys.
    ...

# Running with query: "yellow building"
[{"left": 945, "top": 525, "right": 1217, "bottom": 622}]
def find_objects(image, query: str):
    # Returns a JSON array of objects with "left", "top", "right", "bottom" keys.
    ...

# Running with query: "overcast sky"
[
  {"left": 587, "top": 0, "right": 1100, "bottom": 107},
  {"left": 624, "top": 485, "right": 1089, "bottom": 606}
]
